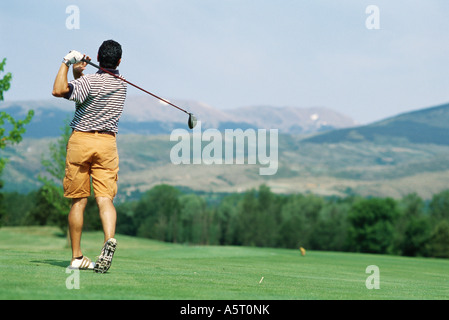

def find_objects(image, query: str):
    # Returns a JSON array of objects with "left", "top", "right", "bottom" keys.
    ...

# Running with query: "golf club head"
[{"left": 188, "top": 113, "right": 197, "bottom": 129}]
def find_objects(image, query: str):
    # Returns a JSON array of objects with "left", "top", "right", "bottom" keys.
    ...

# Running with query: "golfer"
[{"left": 52, "top": 40, "right": 126, "bottom": 273}]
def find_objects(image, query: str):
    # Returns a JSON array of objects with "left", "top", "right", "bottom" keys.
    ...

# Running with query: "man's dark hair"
[{"left": 98, "top": 40, "right": 122, "bottom": 69}]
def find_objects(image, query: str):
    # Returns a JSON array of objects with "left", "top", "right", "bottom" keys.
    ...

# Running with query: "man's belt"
[{"left": 73, "top": 130, "right": 116, "bottom": 137}]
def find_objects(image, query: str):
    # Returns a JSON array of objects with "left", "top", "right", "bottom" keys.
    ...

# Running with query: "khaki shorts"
[{"left": 63, "top": 131, "right": 119, "bottom": 200}]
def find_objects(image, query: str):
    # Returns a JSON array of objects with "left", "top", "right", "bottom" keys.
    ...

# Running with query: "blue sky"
[{"left": 1, "top": 0, "right": 449, "bottom": 124}]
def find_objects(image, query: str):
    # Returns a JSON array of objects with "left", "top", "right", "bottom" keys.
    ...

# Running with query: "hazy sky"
[{"left": 1, "top": 0, "right": 449, "bottom": 124}]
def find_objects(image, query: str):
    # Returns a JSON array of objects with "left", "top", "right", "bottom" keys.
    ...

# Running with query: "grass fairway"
[{"left": 1, "top": 226, "right": 448, "bottom": 300}]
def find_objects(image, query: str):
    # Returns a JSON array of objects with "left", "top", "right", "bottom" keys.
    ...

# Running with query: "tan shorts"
[{"left": 63, "top": 131, "right": 119, "bottom": 200}]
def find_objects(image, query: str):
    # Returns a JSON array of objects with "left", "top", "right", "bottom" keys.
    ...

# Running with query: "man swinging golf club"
[{"left": 52, "top": 40, "right": 125, "bottom": 273}]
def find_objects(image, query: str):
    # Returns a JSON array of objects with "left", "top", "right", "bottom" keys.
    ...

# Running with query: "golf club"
[{"left": 81, "top": 58, "right": 197, "bottom": 129}]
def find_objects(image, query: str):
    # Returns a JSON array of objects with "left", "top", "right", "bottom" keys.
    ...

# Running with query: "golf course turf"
[{"left": 1, "top": 226, "right": 448, "bottom": 301}]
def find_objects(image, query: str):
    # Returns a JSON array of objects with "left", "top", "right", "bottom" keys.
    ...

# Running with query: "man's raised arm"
[{"left": 52, "top": 50, "right": 86, "bottom": 97}]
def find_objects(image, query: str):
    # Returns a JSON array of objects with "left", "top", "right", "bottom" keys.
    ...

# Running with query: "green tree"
[
  {"left": 0, "top": 58, "right": 34, "bottom": 154},
  {"left": 400, "top": 217, "right": 431, "bottom": 257},
  {"left": 0, "top": 58, "right": 34, "bottom": 226},
  {"left": 178, "top": 194, "right": 212, "bottom": 244},
  {"left": 278, "top": 193, "right": 324, "bottom": 249},
  {"left": 214, "top": 193, "right": 243, "bottom": 245},
  {"left": 134, "top": 184, "right": 181, "bottom": 242},
  {"left": 235, "top": 188, "right": 258, "bottom": 246},
  {"left": 235, "top": 185, "right": 279, "bottom": 247},
  {"left": 0, "top": 58, "right": 34, "bottom": 174},
  {"left": 426, "top": 220, "right": 449, "bottom": 258},
  {"left": 257, "top": 184, "right": 282, "bottom": 247},
  {"left": 429, "top": 189, "right": 449, "bottom": 221},
  {"left": 116, "top": 200, "right": 138, "bottom": 236},
  {"left": 396, "top": 193, "right": 431, "bottom": 257},
  {"left": 25, "top": 187, "right": 65, "bottom": 227},
  {"left": 346, "top": 197, "right": 399, "bottom": 254},
  {"left": 0, "top": 58, "right": 13, "bottom": 101},
  {"left": 36, "top": 121, "right": 72, "bottom": 233},
  {"left": 308, "top": 197, "right": 351, "bottom": 251},
  {"left": 1, "top": 191, "right": 37, "bottom": 226},
  {"left": 278, "top": 194, "right": 305, "bottom": 248}
]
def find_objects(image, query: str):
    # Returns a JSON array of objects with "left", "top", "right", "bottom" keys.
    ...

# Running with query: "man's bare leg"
[
  {"left": 96, "top": 196, "right": 116, "bottom": 242},
  {"left": 68, "top": 197, "right": 88, "bottom": 258},
  {"left": 94, "top": 196, "right": 117, "bottom": 273}
]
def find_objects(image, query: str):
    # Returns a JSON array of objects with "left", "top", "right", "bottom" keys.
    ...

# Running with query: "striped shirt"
[{"left": 65, "top": 69, "right": 127, "bottom": 133}]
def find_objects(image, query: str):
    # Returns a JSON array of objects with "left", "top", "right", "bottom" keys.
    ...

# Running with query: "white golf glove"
[{"left": 63, "top": 50, "right": 84, "bottom": 66}]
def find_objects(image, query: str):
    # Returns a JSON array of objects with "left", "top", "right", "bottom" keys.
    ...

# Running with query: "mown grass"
[{"left": 1, "top": 226, "right": 448, "bottom": 300}]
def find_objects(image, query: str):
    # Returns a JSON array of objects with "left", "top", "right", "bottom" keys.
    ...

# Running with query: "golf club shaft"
[{"left": 81, "top": 59, "right": 189, "bottom": 115}]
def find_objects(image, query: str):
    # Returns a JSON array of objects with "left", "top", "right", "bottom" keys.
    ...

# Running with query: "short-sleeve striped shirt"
[{"left": 65, "top": 69, "right": 127, "bottom": 134}]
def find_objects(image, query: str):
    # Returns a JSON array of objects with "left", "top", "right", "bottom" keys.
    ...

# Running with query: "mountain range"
[
  {"left": 2, "top": 98, "right": 449, "bottom": 201},
  {"left": 304, "top": 102, "right": 449, "bottom": 145},
  {"left": 0, "top": 95, "right": 356, "bottom": 137}
]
